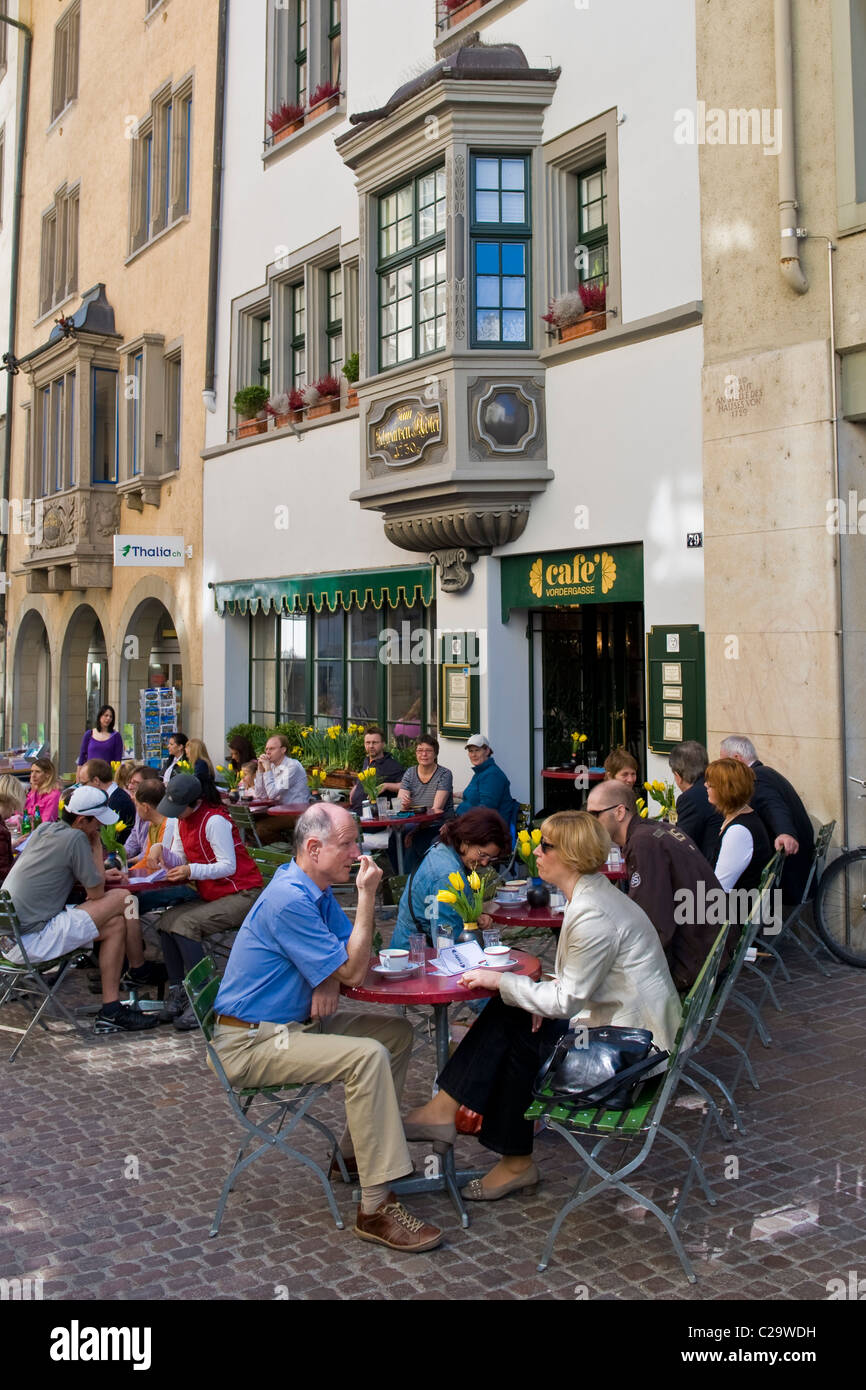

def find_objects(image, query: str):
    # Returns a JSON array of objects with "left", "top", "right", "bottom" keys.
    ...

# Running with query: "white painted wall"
[
  {"left": 203, "top": 0, "right": 704, "bottom": 778},
  {"left": 0, "top": 7, "right": 21, "bottom": 392}
]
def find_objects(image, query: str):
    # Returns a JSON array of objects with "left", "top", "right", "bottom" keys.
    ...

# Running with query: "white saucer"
[
  {"left": 479, "top": 956, "right": 519, "bottom": 972},
  {"left": 372, "top": 963, "right": 421, "bottom": 980}
]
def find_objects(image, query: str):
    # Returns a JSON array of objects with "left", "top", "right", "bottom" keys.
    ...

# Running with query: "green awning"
[{"left": 211, "top": 564, "right": 435, "bottom": 616}]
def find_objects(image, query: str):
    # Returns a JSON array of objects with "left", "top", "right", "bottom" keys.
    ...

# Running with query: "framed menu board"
[
  {"left": 439, "top": 632, "right": 480, "bottom": 739},
  {"left": 646, "top": 625, "right": 706, "bottom": 754}
]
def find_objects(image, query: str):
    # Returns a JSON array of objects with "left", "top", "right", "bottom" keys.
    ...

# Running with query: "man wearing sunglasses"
[{"left": 586, "top": 781, "right": 727, "bottom": 991}]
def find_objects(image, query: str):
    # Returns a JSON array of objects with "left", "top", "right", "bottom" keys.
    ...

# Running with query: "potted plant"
[
  {"left": 342, "top": 351, "right": 360, "bottom": 409},
  {"left": 233, "top": 385, "right": 270, "bottom": 438},
  {"left": 308, "top": 80, "right": 341, "bottom": 120},
  {"left": 542, "top": 283, "right": 607, "bottom": 342},
  {"left": 303, "top": 375, "right": 342, "bottom": 419},
  {"left": 444, "top": 0, "right": 485, "bottom": 25},
  {"left": 267, "top": 101, "right": 305, "bottom": 144},
  {"left": 266, "top": 389, "right": 305, "bottom": 428}
]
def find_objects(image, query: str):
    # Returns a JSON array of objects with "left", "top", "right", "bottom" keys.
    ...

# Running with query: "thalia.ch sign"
[{"left": 113, "top": 535, "right": 188, "bottom": 567}]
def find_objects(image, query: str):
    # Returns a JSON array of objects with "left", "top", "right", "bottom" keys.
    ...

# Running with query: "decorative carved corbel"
[{"left": 430, "top": 547, "right": 477, "bottom": 592}]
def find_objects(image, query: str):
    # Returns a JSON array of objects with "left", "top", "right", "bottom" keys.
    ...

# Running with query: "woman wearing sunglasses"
[{"left": 403, "top": 810, "right": 681, "bottom": 1199}]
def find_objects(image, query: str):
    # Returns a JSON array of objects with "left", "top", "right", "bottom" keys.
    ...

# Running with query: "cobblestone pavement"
[{"left": 1, "top": 934, "right": 864, "bottom": 1302}]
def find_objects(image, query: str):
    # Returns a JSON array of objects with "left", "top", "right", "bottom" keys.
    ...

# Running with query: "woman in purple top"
[{"left": 76, "top": 704, "right": 124, "bottom": 777}]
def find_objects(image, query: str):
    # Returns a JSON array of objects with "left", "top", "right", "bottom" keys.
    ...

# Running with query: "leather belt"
[{"left": 214, "top": 1013, "right": 260, "bottom": 1030}]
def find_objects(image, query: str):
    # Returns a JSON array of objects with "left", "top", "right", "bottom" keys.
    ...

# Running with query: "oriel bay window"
[
  {"left": 118, "top": 333, "right": 182, "bottom": 495},
  {"left": 471, "top": 153, "right": 531, "bottom": 346},
  {"left": 91, "top": 368, "right": 118, "bottom": 484},
  {"left": 37, "top": 372, "right": 76, "bottom": 497},
  {"left": 378, "top": 166, "right": 446, "bottom": 368}
]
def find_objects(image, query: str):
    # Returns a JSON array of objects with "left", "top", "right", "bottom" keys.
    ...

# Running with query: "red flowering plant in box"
[
  {"left": 308, "top": 80, "right": 341, "bottom": 110},
  {"left": 578, "top": 281, "right": 607, "bottom": 313},
  {"left": 267, "top": 101, "right": 305, "bottom": 141},
  {"left": 303, "top": 376, "right": 343, "bottom": 418}
]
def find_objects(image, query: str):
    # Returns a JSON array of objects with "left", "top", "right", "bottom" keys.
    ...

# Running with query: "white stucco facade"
[{"left": 203, "top": 0, "right": 705, "bottom": 806}]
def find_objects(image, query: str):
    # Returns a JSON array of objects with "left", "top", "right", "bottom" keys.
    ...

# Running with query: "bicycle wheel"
[{"left": 814, "top": 849, "right": 866, "bottom": 967}]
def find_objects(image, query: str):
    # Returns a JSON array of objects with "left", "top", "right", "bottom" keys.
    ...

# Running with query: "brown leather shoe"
[{"left": 353, "top": 1194, "right": 442, "bottom": 1252}]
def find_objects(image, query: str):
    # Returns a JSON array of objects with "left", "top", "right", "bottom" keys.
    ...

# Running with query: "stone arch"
[
  {"left": 11, "top": 610, "right": 52, "bottom": 751},
  {"left": 60, "top": 603, "right": 110, "bottom": 774},
  {"left": 114, "top": 575, "right": 195, "bottom": 750},
  {"left": 118, "top": 595, "right": 184, "bottom": 757}
]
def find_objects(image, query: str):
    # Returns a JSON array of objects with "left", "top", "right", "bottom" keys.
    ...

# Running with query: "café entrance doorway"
[{"left": 538, "top": 602, "right": 646, "bottom": 796}]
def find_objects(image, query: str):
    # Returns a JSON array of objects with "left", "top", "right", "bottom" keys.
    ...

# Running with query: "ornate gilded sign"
[{"left": 368, "top": 396, "right": 443, "bottom": 467}]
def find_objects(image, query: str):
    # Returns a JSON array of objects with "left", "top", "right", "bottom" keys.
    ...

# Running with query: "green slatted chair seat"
[
  {"left": 182, "top": 956, "right": 347, "bottom": 1237},
  {"left": 527, "top": 923, "right": 731, "bottom": 1284}
]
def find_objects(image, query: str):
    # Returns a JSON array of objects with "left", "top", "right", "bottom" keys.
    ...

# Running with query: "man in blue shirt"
[
  {"left": 211, "top": 802, "right": 441, "bottom": 1253},
  {"left": 458, "top": 734, "right": 517, "bottom": 828}
]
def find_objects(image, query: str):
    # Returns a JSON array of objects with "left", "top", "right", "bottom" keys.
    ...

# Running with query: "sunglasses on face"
[
  {"left": 538, "top": 839, "right": 557, "bottom": 853},
  {"left": 588, "top": 805, "right": 617, "bottom": 818}
]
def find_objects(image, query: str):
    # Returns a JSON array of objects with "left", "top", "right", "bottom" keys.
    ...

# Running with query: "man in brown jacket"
[{"left": 586, "top": 781, "right": 729, "bottom": 990}]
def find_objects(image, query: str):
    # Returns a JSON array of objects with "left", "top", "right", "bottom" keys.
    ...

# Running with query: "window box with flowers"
[
  {"left": 442, "top": 0, "right": 486, "bottom": 27},
  {"left": 542, "top": 283, "right": 607, "bottom": 342},
  {"left": 342, "top": 351, "right": 359, "bottom": 409},
  {"left": 267, "top": 101, "right": 305, "bottom": 146},
  {"left": 266, "top": 389, "right": 305, "bottom": 428},
  {"left": 307, "top": 81, "right": 341, "bottom": 122},
  {"left": 303, "top": 375, "right": 342, "bottom": 418},
  {"left": 234, "top": 385, "right": 270, "bottom": 437}
]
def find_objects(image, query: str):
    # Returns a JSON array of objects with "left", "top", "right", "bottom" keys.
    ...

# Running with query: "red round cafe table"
[
  {"left": 342, "top": 946, "right": 540, "bottom": 1226},
  {"left": 356, "top": 811, "right": 444, "bottom": 873}
]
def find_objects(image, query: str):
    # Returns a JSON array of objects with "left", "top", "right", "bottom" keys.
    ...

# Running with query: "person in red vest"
[{"left": 149, "top": 774, "right": 263, "bottom": 1031}]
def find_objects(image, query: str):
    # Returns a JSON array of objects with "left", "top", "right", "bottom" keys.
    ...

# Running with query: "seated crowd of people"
[{"left": 0, "top": 721, "right": 816, "bottom": 1255}]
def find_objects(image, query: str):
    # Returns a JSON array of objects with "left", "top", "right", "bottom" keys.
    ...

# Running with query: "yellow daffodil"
[
  {"left": 448, "top": 872, "right": 465, "bottom": 891},
  {"left": 468, "top": 869, "right": 481, "bottom": 891},
  {"left": 437, "top": 890, "right": 457, "bottom": 904},
  {"left": 292, "top": 746, "right": 302, "bottom": 755},
  {"left": 530, "top": 828, "right": 542, "bottom": 845},
  {"left": 114, "top": 821, "right": 127, "bottom": 834}
]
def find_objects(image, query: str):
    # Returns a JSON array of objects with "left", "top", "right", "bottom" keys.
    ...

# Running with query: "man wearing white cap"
[
  {"left": 2, "top": 785, "right": 159, "bottom": 1032},
  {"left": 459, "top": 734, "right": 518, "bottom": 827}
]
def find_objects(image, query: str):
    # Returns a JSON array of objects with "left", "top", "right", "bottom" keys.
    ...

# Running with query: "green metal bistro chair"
[
  {"left": 183, "top": 956, "right": 348, "bottom": 1237},
  {"left": 770, "top": 821, "right": 836, "bottom": 977},
  {"left": 226, "top": 803, "right": 263, "bottom": 849},
  {"left": 526, "top": 924, "right": 731, "bottom": 1284},
  {"left": 683, "top": 863, "right": 782, "bottom": 1134},
  {"left": 0, "top": 890, "right": 92, "bottom": 1061}
]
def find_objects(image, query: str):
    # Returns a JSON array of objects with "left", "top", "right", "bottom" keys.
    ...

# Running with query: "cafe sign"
[
  {"left": 500, "top": 542, "right": 643, "bottom": 619},
  {"left": 368, "top": 396, "right": 443, "bottom": 467}
]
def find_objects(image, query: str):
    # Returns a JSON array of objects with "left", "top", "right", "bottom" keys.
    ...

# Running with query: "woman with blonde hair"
[
  {"left": 404, "top": 809, "right": 681, "bottom": 1199},
  {"left": 25, "top": 758, "right": 64, "bottom": 822},
  {"left": 183, "top": 739, "right": 220, "bottom": 805},
  {"left": 0, "top": 774, "right": 27, "bottom": 880}
]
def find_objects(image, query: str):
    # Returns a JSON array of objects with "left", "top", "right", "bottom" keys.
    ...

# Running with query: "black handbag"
[{"left": 533, "top": 1025, "right": 669, "bottom": 1111}]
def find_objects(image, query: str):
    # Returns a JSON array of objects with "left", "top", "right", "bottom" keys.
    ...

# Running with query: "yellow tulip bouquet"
[
  {"left": 516, "top": 826, "right": 543, "bottom": 877},
  {"left": 437, "top": 870, "right": 489, "bottom": 929},
  {"left": 356, "top": 766, "right": 383, "bottom": 808},
  {"left": 571, "top": 731, "right": 588, "bottom": 756},
  {"left": 216, "top": 763, "right": 241, "bottom": 790},
  {"left": 307, "top": 766, "right": 327, "bottom": 794},
  {"left": 101, "top": 819, "right": 128, "bottom": 870},
  {"left": 642, "top": 779, "right": 678, "bottom": 822}
]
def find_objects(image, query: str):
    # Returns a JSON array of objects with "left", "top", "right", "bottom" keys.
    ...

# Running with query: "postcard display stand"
[{"left": 140, "top": 687, "right": 177, "bottom": 769}]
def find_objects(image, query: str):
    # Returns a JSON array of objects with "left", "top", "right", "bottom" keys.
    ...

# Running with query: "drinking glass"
[
  {"left": 482, "top": 927, "right": 501, "bottom": 950},
  {"left": 408, "top": 933, "right": 427, "bottom": 969}
]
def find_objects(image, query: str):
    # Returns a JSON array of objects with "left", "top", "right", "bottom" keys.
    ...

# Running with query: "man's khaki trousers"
[{"left": 211, "top": 1012, "right": 414, "bottom": 1189}]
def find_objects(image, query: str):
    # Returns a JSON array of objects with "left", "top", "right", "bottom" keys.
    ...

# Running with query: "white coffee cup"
[
  {"left": 379, "top": 948, "right": 410, "bottom": 971},
  {"left": 483, "top": 945, "right": 511, "bottom": 963}
]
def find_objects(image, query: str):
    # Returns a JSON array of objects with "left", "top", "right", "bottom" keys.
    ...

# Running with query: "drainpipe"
[
  {"left": 0, "top": 15, "right": 33, "bottom": 751},
  {"left": 202, "top": 0, "right": 228, "bottom": 414},
  {"left": 774, "top": 0, "right": 808, "bottom": 294}
]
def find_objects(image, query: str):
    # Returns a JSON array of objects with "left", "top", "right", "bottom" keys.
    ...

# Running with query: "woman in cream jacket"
[{"left": 403, "top": 810, "right": 682, "bottom": 1200}]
